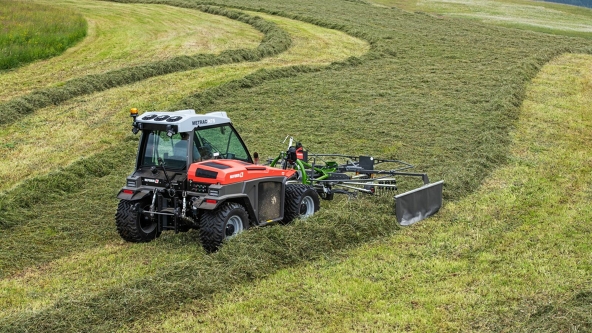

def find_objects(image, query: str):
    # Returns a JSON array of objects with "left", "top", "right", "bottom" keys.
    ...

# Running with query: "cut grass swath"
[
  {"left": 117, "top": 53, "right": 592, "bottom": 333},
  {"left": 0, "top": 0, "right": 264, "bottom": 103},
  {"left": 0, "top": 4, "right": 291, "bottom": 126}
]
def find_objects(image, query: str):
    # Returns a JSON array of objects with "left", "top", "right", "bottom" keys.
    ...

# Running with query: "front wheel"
[
  {"left": 282, "top": 184, "right": 320, "bottom": 224},
  {"left": 115, "top": 199, "right": 161, "bottom": 242},
  {"left": 200, "top": 202, "right": 249, "bottom": 252}
]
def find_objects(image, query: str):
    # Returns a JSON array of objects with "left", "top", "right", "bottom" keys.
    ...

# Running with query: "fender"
[
  {"left": 117, "top": 188, "right": 152, "bottom": 201},
  {"left": 196, "top": 193, "right": 250, "bottom": 211}
]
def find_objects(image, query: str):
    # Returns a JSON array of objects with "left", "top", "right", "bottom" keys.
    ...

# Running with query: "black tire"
[
  {"left": 200, "top": 202, "right": 249, "bottom": 252},
  {"left": 115, "top": 199, "right": 161, "bottom": 242},
  {"left": 282, "top": 184, "right": 320, "bottom": 224}
]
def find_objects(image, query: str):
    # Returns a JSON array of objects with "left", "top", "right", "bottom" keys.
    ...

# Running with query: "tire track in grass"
[
  {"left": 0, "top": 10, "right": 369, "bottom": 323},
  {"left": 120, "top": 53, "right": 592, "bottom": 332}
]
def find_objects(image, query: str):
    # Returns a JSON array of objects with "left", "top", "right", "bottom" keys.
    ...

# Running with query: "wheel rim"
[
  {"left": 299, "top": 195, "right": 315, "bottom": 218},
  {"left": 139, "top": 205, "right": 157, "bottom": 234},
  {"left": 225, "top": 215, "right": 244, "bottom": 238}
]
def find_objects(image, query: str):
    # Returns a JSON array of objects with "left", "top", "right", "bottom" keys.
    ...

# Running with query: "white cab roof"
[{"left": 136, "top": 109, "right": 231, "bottom": 132}]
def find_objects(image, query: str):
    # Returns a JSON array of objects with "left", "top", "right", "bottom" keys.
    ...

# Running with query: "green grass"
[
  {"left": 369, "top": 0, "right": 592, "bottom": 39},
  {"left": 0, "top": 0, "right": 263, "bottom": 103},
  {"left": 0, "top": 0, "right": 591, "bottom": 331},
  {"left": 0, "top": 0, "right": 87, "bottom": 70},
  {"left": 0, "top": 1, "right": 287, "bottom": 123},
  {"left": 0, "top": 9, "right": 366, "bottom": 195},
  {"left": 123, "top": 53, "right": 592, "bottom": 333}
]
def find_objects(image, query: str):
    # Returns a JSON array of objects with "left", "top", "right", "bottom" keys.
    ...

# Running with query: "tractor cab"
[{"left": 131, "top": 109, "right": 253, "bottom": 172}]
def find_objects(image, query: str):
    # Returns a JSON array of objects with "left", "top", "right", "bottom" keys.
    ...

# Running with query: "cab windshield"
[{"left": 140, "top": 125, "right": 251, "bottom": 169}]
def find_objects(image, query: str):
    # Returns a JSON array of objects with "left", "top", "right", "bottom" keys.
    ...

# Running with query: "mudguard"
[{"left": 116, "top": 189, "right": 152, "bottom": 201}]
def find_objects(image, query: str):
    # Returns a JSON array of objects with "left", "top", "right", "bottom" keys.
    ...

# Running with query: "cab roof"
[{"left": 136, "top": 109, "right": 231, "bottom": 132}]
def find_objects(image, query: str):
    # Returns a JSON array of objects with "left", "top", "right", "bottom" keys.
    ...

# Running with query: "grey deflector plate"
[{"left": 395, "top": 180, "right": 444, "bottom": 226}]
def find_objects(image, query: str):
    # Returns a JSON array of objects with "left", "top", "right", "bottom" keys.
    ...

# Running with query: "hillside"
[{"left": 0, "top": 0, "right": 591, "bottom": 331}]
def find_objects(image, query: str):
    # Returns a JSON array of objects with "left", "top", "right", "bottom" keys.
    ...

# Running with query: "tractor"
[
  {"left": 116, "top": 109, "right": 443, "bottom": 252},
  {"left": 116, "top": 108, "right": 319, "bottom": 252}
]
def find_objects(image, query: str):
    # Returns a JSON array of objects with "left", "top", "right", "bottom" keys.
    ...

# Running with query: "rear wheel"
[
  {"left": 200, "top": 202, "right": 249, "bottom": 252},
  {"left": 115, "top": 199, "right": 161, "bottom": 242},
  {"left": 282, "top": 184, "right": 320, "bottom": 224}
]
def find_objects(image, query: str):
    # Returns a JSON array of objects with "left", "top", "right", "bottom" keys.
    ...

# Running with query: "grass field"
[
  {"left": 0, "top": 9, "right": 367, "bottom": 193},
  {"left": 0, "top": 0, "right": 86, "bottom": 70},
  {"left": 0, "top": 0, "right": 591, "bottom": 331},
  {"left": 0, "top": 0, "right": 264, "bottom": 102},
  {"left": 144, "top": 53, "right": 591, "bottom": 332},
  {"left": 370, "top": 0, "right": 592, "bottom": 38}
]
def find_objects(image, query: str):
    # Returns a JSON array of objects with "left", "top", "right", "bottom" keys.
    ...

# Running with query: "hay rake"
[{"left": 269, "top": 136, "right": 443, "bottom": 225}]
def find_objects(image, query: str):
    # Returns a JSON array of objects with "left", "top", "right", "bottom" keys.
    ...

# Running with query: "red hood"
[{"left": 188, "top": 160, "right": 296, "bottom": 185}]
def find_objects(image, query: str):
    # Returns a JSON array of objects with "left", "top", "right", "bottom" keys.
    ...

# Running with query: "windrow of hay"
[
  {"left": 0, "top": 4, "right": 291, "bottom": 126},
  {"left": 0, "top": 195, "right": 398, "bottom": 332},
  {"left": 173, "top": 58, "right": 364, "bottom": 111},
  {"left": 2, "top": 0, "right": 592, "bottom": 331},
  {"left": 0, "top": 0, "right": 266, "bottom": 102},
  {"left": 0, "top": 138, "right": 136, "bottom": 230}
]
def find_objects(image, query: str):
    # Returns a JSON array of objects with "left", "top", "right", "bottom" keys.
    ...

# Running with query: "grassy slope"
[
  {"left": 0, "top": 10, "right": 366, "bottom": 195},
  {"left": 0, "top": 0, "right": 591, "bottom": 331},
  {"left": 368, "top": 0, "right": 592, "bottom": 38},
  {"left": 0, "top": 0, "right": 262, "bottom": 102},
  {"left": 134, "top": 53, "right": 592, "bottom": 333},
  {"left": 0, "top": 3, "right": 367, "bottom": 306},
  {"left": 0, "top": 0, "right": 86, "bottom": 70}
]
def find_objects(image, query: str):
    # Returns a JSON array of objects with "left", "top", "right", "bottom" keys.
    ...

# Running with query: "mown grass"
[
  {"left": 0, "top": 0, "right": 86, "bottom": 70},
  {"left": 0, "top": 0, "right": 262, "bottom": 102},
  {"left": 370, "top": 0, "right": 592, "bottom": 39},
  {"left": 0, "top": 3, "right": 291, "bottom": 124},
  {"left": 0, "top": 8, "right": 369, "bottom": 323},
  {"left": 0, "top": 10, "right": 366, "bottom": 199},
  {"left": 1, "top": 0, "right": 592, "bottom": 331},
  {"left": 122, "top": 53, "right": 592, "bottom": 333}
]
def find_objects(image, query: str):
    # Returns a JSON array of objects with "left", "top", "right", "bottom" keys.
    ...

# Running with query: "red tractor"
[{"left": 116, "top": 109, "right": 319, "bottom": 252}]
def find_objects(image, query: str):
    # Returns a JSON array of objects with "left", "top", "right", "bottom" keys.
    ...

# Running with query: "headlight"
[{"left": 208, "top": 189, "right": 219, "bottom": 196}]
